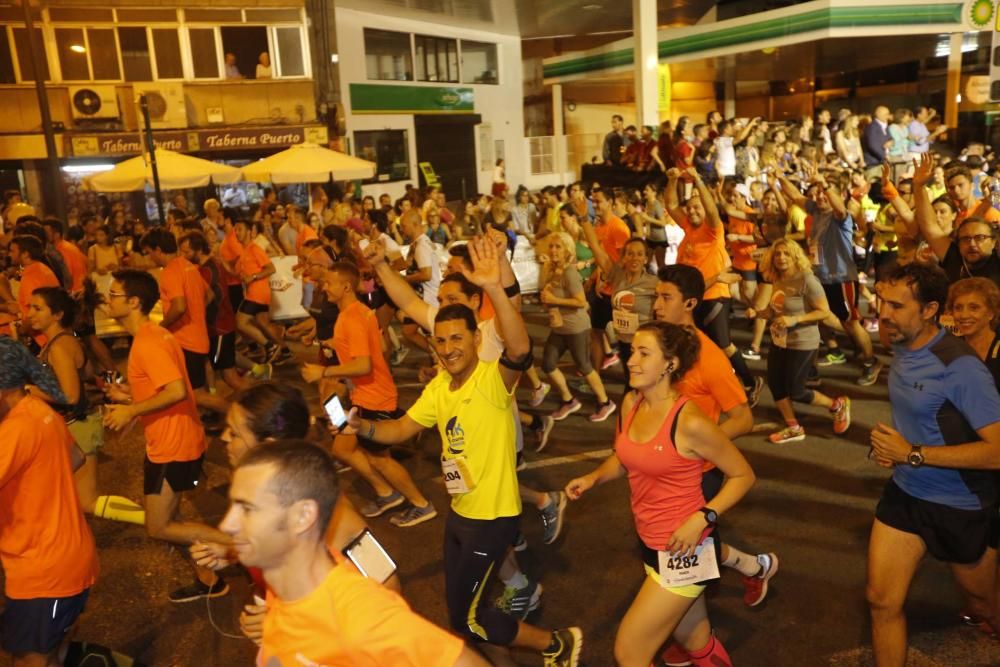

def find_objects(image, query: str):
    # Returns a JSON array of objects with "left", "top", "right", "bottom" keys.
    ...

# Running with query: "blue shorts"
[{"left": 2, "top": 589, "right": 90, "bottom": 656}]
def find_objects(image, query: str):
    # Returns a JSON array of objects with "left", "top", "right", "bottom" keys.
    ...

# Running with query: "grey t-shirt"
[
  {"left": 645, "top": 200, "right": 667, "bottom": 242},
  {"left": 770, "top": 271, "right": 825, "bottom": 350},
  {"left": 609, "top": 265, "right": 658, "bottom": 343},
  {"left": 550, "top": 266, "right": 590, "bottom": 335}
]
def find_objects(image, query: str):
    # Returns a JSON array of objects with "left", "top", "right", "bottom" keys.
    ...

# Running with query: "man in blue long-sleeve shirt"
[{"left": 862, "top": 106, "right": 892, "bottom": 177}]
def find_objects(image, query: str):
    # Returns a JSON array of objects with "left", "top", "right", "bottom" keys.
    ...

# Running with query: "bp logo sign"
[
  {"left": 437, "top": 91, "right": 461, "bottom": 106},
  {"left": 968, "top": 0, "right": 995, "bottom": 29}
]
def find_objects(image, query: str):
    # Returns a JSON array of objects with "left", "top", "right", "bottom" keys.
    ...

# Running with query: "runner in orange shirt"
[
  {"left": 6, "top": 234, "right": 60, "bottom": 345},
  {"left": 101, "top": 269, "right": 234, "bottom": 604},
  {"left": 665, "top": 168, "right": 763, "bottom": 406},
  {"left": 233, "top": 219, "right": 287, "bottom": 364},
  {"left": 300, "top": 261, "right": 437, "bottom": 528},
  {"left": 221, "top": 441, "right": 487, "bottom": 667},
  {"left": 652, "top": 264, "right": 779, "bottom": 618},
  {"left": 0, "top": 337, "right": 99, "bottom": 666},
  {"left": 44, "top": 219, "right": 88, "bottom": 294},
  {"left": 588, "top": 191, "right": 633, "bottom": 373}
]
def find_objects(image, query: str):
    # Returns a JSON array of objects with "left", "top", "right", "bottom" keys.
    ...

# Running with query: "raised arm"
[
  {"left": 777, "top": 174, "right": 808, "bottom": 209},
  {"left": 910, "top": 153, "right": 950, "bottom": 261},
  {"left": 364, "top": 239, "right": 432, "bottom": 327},
  {"left": 664, "top": 169, "right": 687, "bottom": 223},
  {"left": 687, "top": 167, "right": 723, "bottom": 229},
  {"left": 579, "top": 219, "right": 614, "bottom": 276}
]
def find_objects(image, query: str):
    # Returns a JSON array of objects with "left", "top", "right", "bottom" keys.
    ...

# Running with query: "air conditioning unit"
[
  {"left": 69, "top": 85, "right": 120, "bottom": 122},
  {"left": 133, "top": 82, "right": 187, "bottom": 129}
]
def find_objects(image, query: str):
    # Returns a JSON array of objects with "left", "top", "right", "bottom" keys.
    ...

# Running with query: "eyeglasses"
[
  {"left": 107, "top": 290, "right": 127, "bottom": 298},
  {"left": 957, "top": 234, "right": 993, "bottom": 246}
]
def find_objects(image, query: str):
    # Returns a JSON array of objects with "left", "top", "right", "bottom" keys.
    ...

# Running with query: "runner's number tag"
[
  {"left": 612, "top": 308, "right": 639, "bottom": 336},
  {"left": 657, "top": 537, "right": 720, "bottom": 587},
  {"left": 442, "top": 456, "right": 475, "bottom": 495},
  {"left": 807, "top": 239, "right": 820, "bottom": 265}
]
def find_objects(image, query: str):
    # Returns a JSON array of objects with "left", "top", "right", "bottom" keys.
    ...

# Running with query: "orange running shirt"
[
  {"left": 956, "top": 201, "right": 1000, "bottom": 225},
  {"left": 595, "top": 215, "right": 631, "bottom": 263},
  {"left": 333, "top": 300, "right": 397, "bottom": 411},
  {"left": 258, "top": 562, "right": 465, "bottom": 667},
  {"left": 728, "top": 218, "right": 758, "bottom": 271},
  {"left": 56, "top": 240, "right": 88, "bottom": 292},
  {"left": 20, "top": 261, "right": 60, "bottom": 346},
  {"left": 219, "top": 229, "right": 243, "bottom": 286},
  {"left": 0, "top": 396, "right": 99, "bottom": 599},
  {"left": 677, "top": 216, "right": 731, "bottom": 301},
  {"left": 160, "top": 256, "right": 210, "bottom": 354},
  {"left": 128, "top": 322, "right": 205, "bottom": 463},
  {"left": 295, "top": 224, "right": 318, "bottom": 258},
  {"left": 675, "top": 328, "right": 747, "bottom": 424},
  {"left": 238, "top": 242, "right": 272, "bottom": 306}
]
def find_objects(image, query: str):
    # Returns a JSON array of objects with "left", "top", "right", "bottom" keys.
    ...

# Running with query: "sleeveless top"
[
  {"left": 615, "top": 394, "right": 705, "bottom": 551},
  {"left": 40, "top": 331, "right": 88, "bottom": 421}
]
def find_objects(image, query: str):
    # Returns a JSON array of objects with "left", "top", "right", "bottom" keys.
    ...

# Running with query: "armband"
[
  {"left": 504, "top": 280, "right": 521, "bottom": 298},
  {"left": 499, "top": 349, "right": 534, "bottom": 371}
]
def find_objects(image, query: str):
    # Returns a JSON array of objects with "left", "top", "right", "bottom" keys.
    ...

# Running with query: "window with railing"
[
  {"left": 0, "top": 7, "right": 310, "bottom": 84},
  {"left": 363, "top": 28, "right": 498, "bottom": 86},
  {"left": 529, "top": 136, "right": 555, "bottom": 175},
  {"left": 364, "top": 29, "right": 412, "bottom": 82},
  {"left": 415, "top": 35, "right": 458, "bottom": 83}
]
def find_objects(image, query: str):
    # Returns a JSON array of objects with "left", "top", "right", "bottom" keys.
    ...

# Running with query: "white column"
[
  {"left": 633, "top": 0, "right": 658, "bottom": 128},
  {"left": 552, "top": 83, "right": 566, "bottom": 181},
  {"left": 723, "top": 55, "right": 737, "bottom": 118}
]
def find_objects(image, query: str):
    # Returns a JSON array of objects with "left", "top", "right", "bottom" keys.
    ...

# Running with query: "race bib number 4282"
[{"left": 656, "top": 537, "right": 720, "bottom": 587}]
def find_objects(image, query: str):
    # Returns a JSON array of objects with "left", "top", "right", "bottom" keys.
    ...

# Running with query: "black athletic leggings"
[
  {"left": 766, "top": 347, "right": 816, "bottom": 404},
  {"left": 444, "top": 511, "right": 520, "bottom": 645}
]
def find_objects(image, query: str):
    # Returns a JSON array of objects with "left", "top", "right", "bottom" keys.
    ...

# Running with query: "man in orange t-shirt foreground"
[
  {"left": 301, "top": 261, "right": 437, "bottom": 527},
  {"left": 102, "top": 269, "right": 233, "bottom": 603},
  {"left": 0, "top": 337, "right": 99, "bottom": 665},
  {"left": 222, "top": 441, "right": 486, "bottom": 667}
]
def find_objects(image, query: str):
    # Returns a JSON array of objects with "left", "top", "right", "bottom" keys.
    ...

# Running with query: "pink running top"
[{"left": 615, "top": 395, "right": 706, "bottom": 551}]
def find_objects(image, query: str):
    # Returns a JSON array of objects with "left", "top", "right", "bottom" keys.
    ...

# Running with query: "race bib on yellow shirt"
[
  {"left": 657, "top": 537, "right": 720, "bottom": 587},
  {"left": 442, "top": 457, "right": 476, "bottom": 495}
]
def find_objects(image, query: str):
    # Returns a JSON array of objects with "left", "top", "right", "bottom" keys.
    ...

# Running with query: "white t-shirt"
[
  {"left": 715, "top": 136, "right": 735, "bottom": 177},
  {"left": 408, "top": 235, "right": 440, "bottom": 307},
  {"left": 663, "top": 224, "right": 686, "bottom": 266}
]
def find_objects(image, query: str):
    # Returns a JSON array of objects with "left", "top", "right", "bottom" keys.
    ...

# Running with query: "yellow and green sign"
[{"left": 350, "top": 84, "right": 474, "bottom": 114}]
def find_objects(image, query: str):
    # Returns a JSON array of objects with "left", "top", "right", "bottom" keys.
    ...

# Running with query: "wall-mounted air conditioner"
[
  {"left": 69, "top": 85, "right": 120, "bottom": 122},
  {"left": 133, "top": 82, "right": 187, "bottom": 129}
]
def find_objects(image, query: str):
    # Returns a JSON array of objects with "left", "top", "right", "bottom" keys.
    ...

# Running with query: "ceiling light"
[
  {"left": 583, "top": 3, "right": 603, "bottom": 9},
  {"left": 70, "top": 44, "right": 85, "bottom": 54},
  {"left": 62, "top": 163, "right": 114, "bottom": 174}
]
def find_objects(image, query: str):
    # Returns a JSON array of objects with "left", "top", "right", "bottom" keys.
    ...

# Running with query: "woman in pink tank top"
[{"left": 565, "top": 321, "right": 756, "bottom": 667}]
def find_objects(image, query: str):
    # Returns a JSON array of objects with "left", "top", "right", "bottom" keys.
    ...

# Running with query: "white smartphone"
[
  {"left": 323, "top": 394, "right": 348, "bottom": 430},
  {"left": 343, "top": 529, "right": 397, "bottom": 583}
]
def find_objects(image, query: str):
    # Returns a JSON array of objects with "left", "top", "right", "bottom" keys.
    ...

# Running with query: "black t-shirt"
[{"left": 941, "top": 243, "right": 1000, "bottom": 288}]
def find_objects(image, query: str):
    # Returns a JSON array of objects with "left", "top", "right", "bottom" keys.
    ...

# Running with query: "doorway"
[{"left": 414, "top": 114, "right": 480, "bottom": 202}]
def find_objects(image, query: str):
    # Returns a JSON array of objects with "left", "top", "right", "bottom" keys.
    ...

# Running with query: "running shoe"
[
  {"left": 660, "top": 642, "right": 693, "bottom": 666},
  {"left": 389, "top": 502, "right": 438, "bottom": 527},
  {"left": 359, "top": 491, "right": 404, "bottom": 518},
  {"left": 601, "top": 353, "right": 620, "bottom": 370},
  {"left": 513, "top": 531, "right": 528, "bottom": 552},
  {"left": 265, "top": 344, "right": 283, "bottom": 364},
  {"left": 747, "top": 376, "right": 766, "bottom": 409},
  {"left": 832, "top": 396, "right": 851, "bottom": 435},
  {"left": 540, "top": 491, "right": 567, "bottom": 545},
  {"left": 516, "top": 451, "right": 527, "bottom": 471},
  {"left": 768, "top": 426, "right": 805, "bottom": 444},
  {"left": 535, "top": 415, "right": 556, "bottom": 452},
  {"left": 856, "top": 358, "right": 884, "bottom": 387},
  {"left": 542, "top": 627, "right": 583, "bottom": 667},
  {"left": 741, "top": 348, "right": 762, "bottom": 361},
  {"left": 588, "top": 399, "right": 617, "bottom": 423},
  {"left": 959, "top": 609, "right": 999, "bottom": 637},
  {"left": 168, "top": 577, "right": 229, "bottom": 603},
  {"left": 251, "top": 362, "right": 273, "bottom": 381},
  {"left": 529, "top": 382, "right": 551, "bottom": 408},
  {"left": 817, "top": 350, "right": 847, "bottom": 366},
  {"left": 551, "top": 398, "right": 582, "bottom": 421},
  {"left": 494, "top": 580, "right": 542, "bottom": 620},
  {"left": 742, "top": 552, "right": 779, "bottom": 607}
]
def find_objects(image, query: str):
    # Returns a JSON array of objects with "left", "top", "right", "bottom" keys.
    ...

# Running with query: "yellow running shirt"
[{"left": 407, "top": 360, "right": 522, "bottom": 520}]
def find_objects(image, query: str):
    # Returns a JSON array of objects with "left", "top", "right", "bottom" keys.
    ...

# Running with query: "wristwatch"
[
  {"left": 699, "top": 507, "right": 718, "bottom": 525},
  {"left": 907, "top": 445, "right": 924, "bottom": 468}
]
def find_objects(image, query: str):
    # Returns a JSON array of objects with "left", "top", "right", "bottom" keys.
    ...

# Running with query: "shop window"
[
  {"left": 461, "top": 40, "right": 498, "bottom": 84},
  {"left": 355, "top": 130, "right": 410, "bottom": 183},
  {"left": 274, "top": 26, "right": 304, "bottom": 77},
  {"left": 0, "top": 30, "right": 15, "bottom": 84},
  {"left": 364, "top": 29, "right": 412, "bottom": 81},
  {"left": 152, "top": 28, "right": 183, "bottom": 79},
  {"left": 189, "top": 28, "right": 219, "bottom": 79},
  {"left": 118, "top": 27, "right": 152, "bottom": 82},
  {"left": 89, "top": 29, "right": 121, "bottom": 80},
  {"left": 415, "top": 35, "right": 458, "bottom": 83},
  {"left": 12, "top": 28, "right": 49, "bottom": 81},
  {"left": 220, "top": 26, "right": 268, "bottom": 80},
  {"left": 55, "top": 28, "right": 90, "bottom": 80}
]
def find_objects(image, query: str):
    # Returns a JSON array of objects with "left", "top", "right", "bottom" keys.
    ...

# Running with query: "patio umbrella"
[
  {"left": 82, "top": 149, "right": 242, "bottom": 192},
  {"left": 241, "top": 142, "right": 376, "bottom": 184}
]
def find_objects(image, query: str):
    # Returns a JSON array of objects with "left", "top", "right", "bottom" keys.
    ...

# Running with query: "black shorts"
[
  {"left": 875, "top": 480, "right": 993, "bottom": 564},
  {"left": 239, "top": 300, "right": 269, "bottom": 317},
  {"left": 144, "top": 454, "right": 204, "bottom": 496},
  {"left": 694, "top": 298, "right": 732, "bottom": 349},
  {"left": 357, "top": 407, "right": 406, "bottom": 454},
  {"left": 589, "top": 292, "right": 613, "bottom": 331},
  {"left": 182, "top": 349, "right": 207, "bottom": 390},
  {"left": 821, "top": 281, "right": 861, "bottom": 323},
  {"left": 227, "top": 283, "right": 244, "bottom": 311},
  {"left": 210, "top": 332, "right": 236, "bottom": 371},
  {"left": 647, "top": 239, "right": 671, "bottom": 249},
  {"left": 1, "top": 589, "right": 90, "bottom": 656},
  {"left": 701, "top": 467, "right": 724, "bottom": 503},
  {"left": 739, "top": 269, "right": 761, "bottom": 282}
]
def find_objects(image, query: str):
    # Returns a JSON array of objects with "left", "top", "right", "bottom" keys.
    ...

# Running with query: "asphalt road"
[{"left": 1, "top": 310, "right": 998, "bottom": 666}]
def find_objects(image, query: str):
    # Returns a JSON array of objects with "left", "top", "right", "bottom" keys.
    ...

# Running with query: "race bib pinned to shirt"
[
  {"left": 442, "top": 456, "right": 476, "bottom": 495},
  {"left": 612, "top": 290, "right": 639, "bottom": 336},
  {"left": 807, "top": 239, "right": 820, "bottom": 265},
  {"left": 657, "top": 537, "right": 720, "bottom": 587}
]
